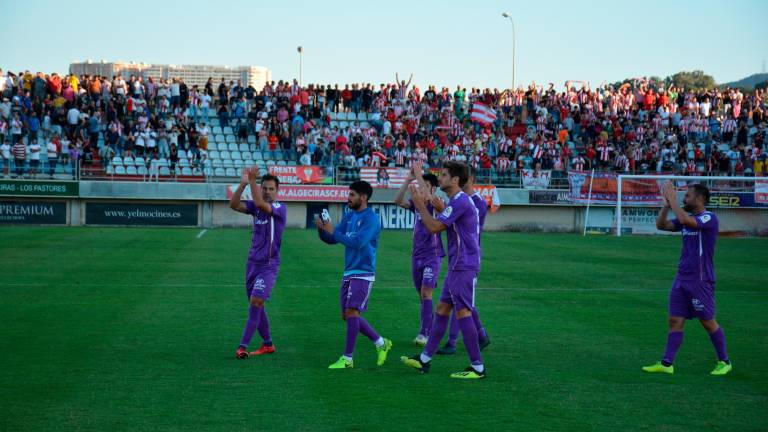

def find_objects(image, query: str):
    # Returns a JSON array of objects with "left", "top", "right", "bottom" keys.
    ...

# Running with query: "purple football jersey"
[
  {"left": 470, "top": 192, "right": 488, "bottom": 231},
  {"left": 245, "top": 200, "right": 287, "bottom": 265},
  {"left": 408, "top": 199, "right": 446, "bottom": 259},
  {"left": 671, "top": 211, "right": 718, "bottom": 282},
  {"left": 437, "top": 191, "right": 480, "bottom": 272}
]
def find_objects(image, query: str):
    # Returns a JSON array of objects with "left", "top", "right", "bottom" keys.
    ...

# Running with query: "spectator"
[{"left": 12, "top": 138, "right": 26, "bottom": 178}]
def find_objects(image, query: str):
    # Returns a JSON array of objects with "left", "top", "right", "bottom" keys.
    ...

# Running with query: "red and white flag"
[{"left": 471, "top": 103, "right": 497, "bottom": 126}]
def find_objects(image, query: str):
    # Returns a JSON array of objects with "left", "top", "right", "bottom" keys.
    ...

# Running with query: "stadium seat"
[
  {"left": 231, "top": 151, "right": 242, "bottom": 160},
  {"left": 238, "top": 143, "right": 249, "bottom": 152},
  {"left": 211, "top": 159, "right": 223, "bottom": 168},
  {"left": 159, "top": 166, "right": 171, "bottom": 176},
  {"left": 225, "top": 168, "right": 237, "bottom": 177},
  {"left": 126, "top": 166, "right": 138, "bottom": 175},
  {"left": 223, "top": 127, "right": 234, "bottom": 135},
  {"left": 123, "top": 156, "right": 134, "bottom": 166},
  {"left": 181, "top": 167, "right": 193, "bottom": 176},
  {"left": 137, "top": 166, "right": 148, "bottom": 175},
  {"left": 236, "top": 167, "right": 244, "bottom": 176},
  {"left": 214, "top": 167, "right": 226, "bottom": 177},
  {"left": 105, "top": 165, "right": 115, "bottom": 175},
  {"left": 339, "top": 121, "right": 349, "bottom": 129},
  {"left": 277, "top": 160, "right": 286, "bottom": 166},
  {"left": 253, "top": 151, "right": 262, "bottom": 160},
  {"left": 115, "top": 166, "right": 126, "bottom": 175},
  {"left": 266, "top": 160, "right": 276, "bottom": 166},
  {"left": 210, "top": 118, "right": 219, "bottom": 127},
  {"left": 158, "top": 158, "right": 168, "bottom": 167},
  {"left": 247, "top": 136, "right": 256, "bottom": 144},
  {"left": 242, "top": 151, "right": 253, "bottom": 161},
  {"left": 220, "top": 151, "right": 230, "bottom": 160},
  {"left": 112, "top": 156, "right": 123, "bottom": 167},
  {"left": 228, "top": 142, "right": 238, "bottom": 152},
  {"left": 226, "top": 135, "right": 236, "bottom": 143},
  {"left": 134, "top": 157, "right": 146, "bottom": 167},
  {"left": 212, "top": 126, "right": 223, "bottom": 135},
  {"left": 208, "top": 150, "right": 219, "bottom": 159},
  {"left": 330, "top": 121, "right": 339, "bottom": 129},
  {"left": 234, "top": 160, "right": 244, "bottom": 168},
  {"left": 179, "top": 158, "right": 190, "bottom": 168}
]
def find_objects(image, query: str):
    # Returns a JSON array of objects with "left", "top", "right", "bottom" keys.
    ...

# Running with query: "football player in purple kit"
[
  {"left": 435, "top": 165, "right": 491, "bottom": 354},
  {"left": 229, "top": 167, "right": 287, "bottom": 359},
  {"left": 401, "top": 161, "right": 486, "bottom": 379},
  {"left": 643, "top": 181, "right": 732, "bottom": 375},
  {"left": 317, "top": 180, "right": 393, "bottom": 369},
  {"left": 394, "top": 162, "right": 445, "bottom": 347}
]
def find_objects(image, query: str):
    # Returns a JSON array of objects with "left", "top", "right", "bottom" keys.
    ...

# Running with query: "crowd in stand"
[{"left": 1, "top": 66, "right": 766, "bottom": 182}]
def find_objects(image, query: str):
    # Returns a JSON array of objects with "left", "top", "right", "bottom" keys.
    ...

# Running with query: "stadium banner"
[
  {"left": 0, "top": 201, "right": 67, "bottom": 224},
  {"left": 370, "top": 204, "right": 415, "bottom": 230},
  {"left": 529, "top": 190, "right": 572, "bottom": 205},
  {"left": 226, "top": 184, "right": 349, "bottom": 202},
  {"left": 360, "top": 167, "right": 413, "bottom": 189},
  {"left": 267, "top": 165, "right": 332, "bottom": 184},
  {"left": 522, "top": 169, "right": 551, "bottom": 189},
  {"left": 305, "top": 203, "right": 330, "bottom": 228},
  {"left": 0, "top": 180, "right": 79, "bottom": 197},
  {"left": 85, "top": 203, "right": 198, "bottom": 226},
  {"left": 708, "top": 191, "right": 768, "bottom": 208},
  {"left": 585, "top": 206, "right": 674, "bottom": 235},
  {"left": 474, "top": 185, "right": 501, "bottom": 213},
  {"left": 568, "top": 171, "right": 662, "bottom": 205},
  {"left": 756, "top": 180, "right": 768, "bottom": 204}
]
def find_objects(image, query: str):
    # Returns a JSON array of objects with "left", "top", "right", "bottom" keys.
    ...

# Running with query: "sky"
[{"left": 1, "top": 0, "right": 766, "bottom": 89}]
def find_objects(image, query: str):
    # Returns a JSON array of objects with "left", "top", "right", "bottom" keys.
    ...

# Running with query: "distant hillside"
[{"left": 722, "top": 73, "right": 768, "bottom": 90}]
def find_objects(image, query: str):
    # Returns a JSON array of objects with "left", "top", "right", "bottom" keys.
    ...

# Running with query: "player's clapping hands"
[{"left": 662, "top": 181, "right": 677, "bottom": 208}]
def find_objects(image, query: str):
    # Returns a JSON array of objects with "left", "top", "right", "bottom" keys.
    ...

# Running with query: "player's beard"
[
  {"left": 683, "top": 202, "right": 695, "bottom": 212},
  {"left": 348, "top": 200, "right": 360, "bottom": 210}
]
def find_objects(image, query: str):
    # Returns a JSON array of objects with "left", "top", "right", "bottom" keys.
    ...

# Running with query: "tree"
[
  {"left": 755, "top": 80, "right": 768, "bottom": 91},
  {"left": 667, "top": 70, "right": 716, "bottom": 91}
]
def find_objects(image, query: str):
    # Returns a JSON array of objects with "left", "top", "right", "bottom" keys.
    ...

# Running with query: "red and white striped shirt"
[
  {"left": 572, "top": 156, "right": 585, "bottom": 171},
  {"left": 599, "top": 146, "right": 612, "bottom": 161},
  {"left": 497, "top": 156, "right": 512, "bottom": 172}
]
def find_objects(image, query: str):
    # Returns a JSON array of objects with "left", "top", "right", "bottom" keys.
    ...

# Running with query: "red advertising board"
[{"left": 267, "top": 165, "right": 331, "bottom": 184}]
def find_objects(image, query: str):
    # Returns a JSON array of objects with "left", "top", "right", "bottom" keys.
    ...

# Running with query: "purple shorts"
[
  {"left": 669, "top": 278, "right": 716, "bottom": 320},
  {"left": 412, "top": 256, "right": 441, "bottom": 291},
  {"left": 438, "top": 270, "right": 476, "bottom": 312},
  {"left": 245, "top": 265, "right": 278, "bottom": 301},
  {"left": 340, "top": 276, "right": 374, "bottom": 312}
]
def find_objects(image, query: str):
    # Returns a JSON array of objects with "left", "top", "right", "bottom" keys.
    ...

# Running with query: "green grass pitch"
[{"left": 1, "top": 227, "right": 766, "bottom": 431}]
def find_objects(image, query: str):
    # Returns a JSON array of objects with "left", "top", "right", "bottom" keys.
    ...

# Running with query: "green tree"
[{"left": 667, "top": 70, "right": 716, "bottom": 90}]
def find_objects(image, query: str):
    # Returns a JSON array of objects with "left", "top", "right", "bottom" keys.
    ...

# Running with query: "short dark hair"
[
  {"left": 422, "top": 173, "right": 438, "bottom": 188},
  {"left": 690, "top": 183, "right": 710, "bottom": 203},
  {"left": 442, "top": 161, "right": 469, "bottom": 187},
  {"left": 261, "top": 174, "right": 280, "bottom": 188},
  {"left": 349, "top": 180, "right": 373, "bottom": 200}
]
